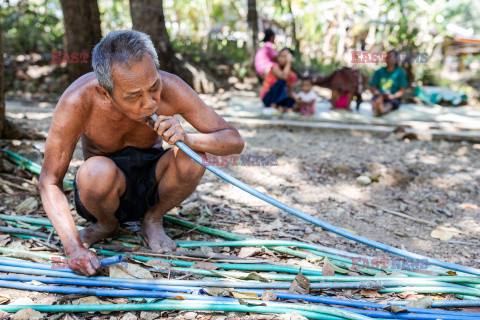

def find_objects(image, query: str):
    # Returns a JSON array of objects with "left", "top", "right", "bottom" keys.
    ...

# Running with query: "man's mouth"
[{"left": 145, "top": 113, "right": 158, "bottom": 128}]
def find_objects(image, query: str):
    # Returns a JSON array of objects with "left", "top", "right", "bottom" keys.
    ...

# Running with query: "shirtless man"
[{"left": 38, "top": 30, "right": 244, "bottom": 276}]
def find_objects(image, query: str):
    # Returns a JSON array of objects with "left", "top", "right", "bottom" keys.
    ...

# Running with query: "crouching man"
[{"left": 38, "top": 30, "right": 244, "bottom": 276}]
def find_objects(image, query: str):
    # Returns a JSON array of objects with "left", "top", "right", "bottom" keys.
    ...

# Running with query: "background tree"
[
  {"left": 129, "top": 0, "right": 219, "bottom": 93},
  {"left": 247, "top": 0, "right": 259, "bottom": 67},
  {"left": 129, "top": 0, "right": 174, "bottom": 70},
  {"left": 59, "top": 0, "right": 102, "bottom": 84}
]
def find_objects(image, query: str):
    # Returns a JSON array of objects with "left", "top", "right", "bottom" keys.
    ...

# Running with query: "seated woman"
[
  {"left": 370, "top": 50, "right": 408, "bottom": 117},
  {"left": 254, "top": 29, "right": 278, "bottom": 77},
  {"left": 261, "top": 48, "right": 297, "bottom": 114}
]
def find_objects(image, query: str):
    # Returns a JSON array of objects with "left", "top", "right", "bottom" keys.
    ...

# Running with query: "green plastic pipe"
[
  {"left": 0, "top": 219, "right": 393, "bottom": 277},
  {"left": 0, "top": 246, "right": 318, "bottom": 282},
  {"left": 380, "top": 286, "right": 480, "bottom": 297},
  {"left": 1, "top": 247, "right": 478, "bottom": 286},
  {"left": 0, "top": 214, "right": 441, "bottom": 278},
  {"left": 0, "top": 236, "right": 330, "bottom": 278},
  {"left": 1, "top": 150, "right": 73, "bottom": 189},
  {"left": 0, "top": 300, "right": 372, "bottom": 320},
  {"left": 3, "top": 250, "right": 480, "bottom": 298}
]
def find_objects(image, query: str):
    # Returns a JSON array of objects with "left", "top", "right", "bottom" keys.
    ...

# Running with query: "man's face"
[
  {"left": 110, "top": 53, "right": 162, "bottom": 122},
  {"left": 386, "top": 52, "right": 397, "bottom": 65}
]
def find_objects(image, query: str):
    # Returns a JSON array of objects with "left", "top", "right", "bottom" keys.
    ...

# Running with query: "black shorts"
[{"left": 74, "top": 146, "right": 170, "bottom": 223}]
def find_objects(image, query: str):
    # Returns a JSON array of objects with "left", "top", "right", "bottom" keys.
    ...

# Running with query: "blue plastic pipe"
[
  {"left": 3, "top": 264, "right": 480, "bottom": 312},
  {"left": 153, "top": 125, "right": 480, "bottom": 276},
  {"left": 0, "top": 280, "right": 383, "bottom": 320},
  {"left": 1, "top": 274, "right": 479, "bottom": 318},
  {"left": 3, "top": 257, "right": 479, "bottom": 293},
  {"left": 100, "top": 255, "right": 126, "bottom": 266},
  {"left": 2, "top": 279, "right": 480, "bottom": 320}
]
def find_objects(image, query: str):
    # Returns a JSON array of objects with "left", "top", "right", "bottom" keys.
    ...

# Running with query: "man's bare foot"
[
  {"left": 142, "top": 217, "right": 177, "bottom": 253},
  {"left": 79, "top": 222, "right": 118, "bottom": 248}
]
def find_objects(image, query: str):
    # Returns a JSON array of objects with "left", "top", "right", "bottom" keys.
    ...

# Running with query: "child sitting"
[{"left": 295, "top": 78, "right": 318, "bottom": 116}]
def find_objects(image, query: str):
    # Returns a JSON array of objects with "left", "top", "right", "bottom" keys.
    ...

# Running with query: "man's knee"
[
  {"left": 77, "top": 157, "right": 125, "bottom": 200},
  {"left": 175, "top": 150, "right": 206, "bottom": 184}
]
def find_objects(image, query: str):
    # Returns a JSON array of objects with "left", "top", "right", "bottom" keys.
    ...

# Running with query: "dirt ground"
[{"left": 0, "top": 93, "right": 479, "bottom": 319}]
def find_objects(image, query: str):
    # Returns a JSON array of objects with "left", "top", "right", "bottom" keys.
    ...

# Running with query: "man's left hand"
[{"left": 153, "top": 115, "right": 187, "bottom": 145}]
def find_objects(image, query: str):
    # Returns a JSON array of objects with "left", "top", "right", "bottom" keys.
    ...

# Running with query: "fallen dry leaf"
[
  {"left": 237, "top": 298, "right": 266, "bottom": 306},
  {"left": 72, "top": 296, "right": 111, "bottom": 314},
  {"left": 360, "top": 289, "right": 381, "bottom": 297},
  {"left": 110, "top": 263, "right": 153, "bottom": 279},
  {"left": 72, "top": 296, "right": 107, "bottom": 305},
  {"left": 0, "top": 234, "right": 11, "bottom": 247},
  {"left": 191, "top": 261, "right": 219, "bottom": 270},
  {"left": 145, "top": 260, "right": 171, "bottom": 268},
  {"left": 203, "top": 287, "right": 232, "bottom": 297},
  {"left": 260, "top": 290, "right": 277, "bottom": 301},
  {"left": 383, "top": 305, "right": 408, "bottom": 313},
  {"left": 288, "top": 269, "right": 310, "bottom": 295},
  {"left": 239, "top": 272, "right": 269, "bottom": 282},
  {"left": 431, "top": 229, "right": 453, "bottom": 241},
  {"left": 166, "top": 296, "right": 186, "bottom": 300},
  {"left": 406, "top": 296, "right": 433, "bottom": 309},
  {"left": 261, "top": 218, "right": 283, "bottom": 231},
  {"left": 231, "top": 291, "right": 260, "bottom": 300},
  {"left": 15, "top": 197, "right": 38, "bottom": 212},
  {"left": 10, "top": 308, "right": 43, "bottom": 320},
  {"left": 237, "top": 247, "right": 262, "bottom": 258},
  {"left": 4, "top": 252, "right": 45, "bottom": 263},
  {"left": 322, "top": 257, "right": 335, "bottom": 276}
]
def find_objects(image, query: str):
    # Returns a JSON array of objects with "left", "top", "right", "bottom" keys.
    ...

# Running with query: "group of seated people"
[{"left": 254, "top": 29, "right": 408, "bottom": 117}]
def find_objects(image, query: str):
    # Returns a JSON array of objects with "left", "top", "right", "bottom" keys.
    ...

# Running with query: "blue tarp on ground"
[{"left": 414, "top": 86, "right": 468, "bottom": 106}]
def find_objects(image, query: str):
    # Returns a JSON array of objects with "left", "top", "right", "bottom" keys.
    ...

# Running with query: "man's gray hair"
[{"left": 92, "top": 30, "right": 160, "bottom": 97}]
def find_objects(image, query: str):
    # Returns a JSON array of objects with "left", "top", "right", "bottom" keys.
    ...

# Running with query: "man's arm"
[
  {"left": 369, "top": 71, "right": 381, "bottom": 96},
  {"left": 155, "top": 74, "right": 244, "bottom": 156},
  {"left": 38, "top": 91, "right": 101, "bottom": 276},
  {"left": 390, "top": 87, "right": 405, "bottom": 99}
]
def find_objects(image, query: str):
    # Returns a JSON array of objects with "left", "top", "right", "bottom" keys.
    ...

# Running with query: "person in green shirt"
[{"left": 370, "top": 50, "right": 408, "bottom": 116}]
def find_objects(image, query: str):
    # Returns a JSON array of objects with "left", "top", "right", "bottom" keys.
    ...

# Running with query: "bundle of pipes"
[
  {"left": 2, "top": 143, "right": 480, "bottom": 318},
  {"left": 2, "top": 215, "right": 480, "bottom": 319}
]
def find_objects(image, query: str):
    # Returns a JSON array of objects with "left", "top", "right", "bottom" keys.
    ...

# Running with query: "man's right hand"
[{"left": 67, "top": 246, "right": 102, "bottom": 276}]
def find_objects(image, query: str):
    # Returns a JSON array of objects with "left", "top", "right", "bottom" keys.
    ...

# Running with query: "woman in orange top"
[{"left": 261, "top": 48, "right": 297, "bottom": 113}]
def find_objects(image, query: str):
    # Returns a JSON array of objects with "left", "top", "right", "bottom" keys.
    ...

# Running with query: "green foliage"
[
  {"left": 2, "top": 0, "right": 480, "bottom": 91},
  {"left": 172, "top": 37, "right": 248, "bottom": 66},
  {"left": 0, "top": 0, "right": 64, "bottom": 54},
  {"left": 98, "top": 0, "right": 131, "bottom": 33}
]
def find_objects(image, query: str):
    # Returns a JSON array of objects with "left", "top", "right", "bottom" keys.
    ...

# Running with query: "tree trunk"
[
  {"left": 59, "top": 0, "right": 102, "bottom": 84},
  {"left": 0, "top": 23, "right": 40, "bottom": 141},
  {"left": 129, "top": 0, "right": 220, "bottom": 93},
  {"left": 247, "top": 0, "right": 259, "bottom": 68},
  {"left": 130, "top": 0, "right": 173, "bottom": 70},
  {"left": 287, "top": 0, "right": 300, "bottom": 54},
  {"left": 0, "top": 22, "right": 5, "bottom": 138}
]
